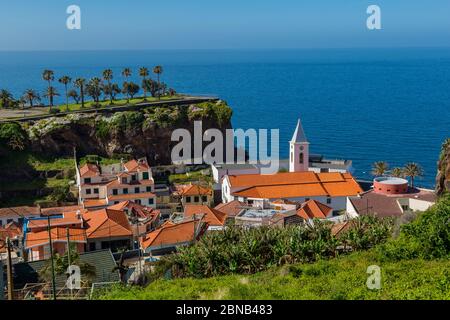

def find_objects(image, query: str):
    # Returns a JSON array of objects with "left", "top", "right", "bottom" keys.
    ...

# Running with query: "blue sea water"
[{"left": 0, "top": 48, "right": 449, "bottom": 188}]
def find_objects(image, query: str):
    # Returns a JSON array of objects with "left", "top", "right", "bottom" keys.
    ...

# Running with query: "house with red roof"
[
  {"left": 184, "top": 205, "right": 228, "bottom": 230},
  {"left": 76, "top": 158, "right": 156, "bottom": 210},
  {"left": 173, "top": 183, "right": 213, "bottom": 207},
  {"left": 140, "top": 218, "right": 208, "bottom": 255}
]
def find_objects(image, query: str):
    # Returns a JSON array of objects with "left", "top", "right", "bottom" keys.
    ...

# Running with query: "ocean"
[{"left": 0, "top": 48, "right": 449, "bottom": 188}]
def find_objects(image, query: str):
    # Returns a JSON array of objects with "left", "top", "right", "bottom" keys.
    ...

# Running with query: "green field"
[{"left": 98, "top": 250, "right": 450, "bottom": 300}]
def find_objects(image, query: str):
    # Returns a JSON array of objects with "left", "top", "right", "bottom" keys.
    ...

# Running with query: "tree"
[
  {"left": 121, "top": 68, "right": 132, "bottom": 102},
  {"left": 68, "top": 89, "right": 80, "bottom": 104},
  {"left": 22, "top": 89, "right": 40, "bottom": 108},
  {"left": 102, "top": 69, "right": 114, "bottom": 105},
  {"left": 43, "top": 86, "right": 59, "bottom": 111},
  {"left": 58, "top": 76, "right": 72, "bottom": 111},
  {"left": 74, "top": 78, "right": 86, "bottom": 108},
  {"left": 39, "top": 244, "right": 96, "bottom": 285},
  {"left": 153, "top": 66, "right": 163, "bottom": 100},
  {"left": 86, "top": 77, "right": 103, "bottom": 106},
  {"left": 403, "top": 163, "right": 424, "bottom": 189},
  {"left": 139, "top": 67, "right": 149, "bottom": 100},
  {"left": 391, "top": 167, "right": 404, "bottom": 178},
  {"left": 0, "top": 89, "right": 14, "bottom": 108},
  {"left": 42, "top": 69, "right": 55, "bottom": 108},
  {"left": 122, "top": 82, "right": 140, "bottom": 100},
  {"left": 142, "top": 79, "right": 159, "bottom": 98},
  {"left": 371, "top": 161, "right": 389, "bottom": 177},
  {"left": 103, "top": 83, "right": 121, "bottom": 101}
]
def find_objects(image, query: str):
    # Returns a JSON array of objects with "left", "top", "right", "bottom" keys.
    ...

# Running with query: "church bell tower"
[{"left": 289, "top": 118, "right": 309, "bottom": 172}]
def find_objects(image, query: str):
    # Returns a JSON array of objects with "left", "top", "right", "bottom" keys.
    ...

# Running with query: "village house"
[
  {"left": 214, "top": 200, "right": 246, "bottom": 219},
  {"left": 0, "top": 206, "right": 40, "bottom": 227},
  {"left": 183, "top": 204, "right": 228, "bottom": 230},
  {"left": 140, "top": 218, "right": 208, "bottom": 256},
  {"left": 346, "top": 177, "right": 437, "bottom": 218},
  {"left": 24, "top": 206, "right": 134, "bottom": 261},
  {"left": 173, "top": 184, "right": 213, "bottom": 208},
  {"left": 76, "top": 158, "right": 156, "bottom": 209}
]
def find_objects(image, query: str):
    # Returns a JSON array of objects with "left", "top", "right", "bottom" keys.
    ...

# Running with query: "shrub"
[
  {"left": 0, "top": 122, "right": 28, "bottom": 150},
  {"left": 378, "top": 195, "right": 450, "bottom": 260},
  {"left": 153, "top": 217, "right": 392, "bottom": 280}
]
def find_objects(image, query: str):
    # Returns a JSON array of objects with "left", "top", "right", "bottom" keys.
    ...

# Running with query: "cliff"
[
  {"left": 25, "top": 100, "right": 233, "bottom": 165},
  {"left": 436, "top": 138, "right": 450, "bottom": 195}
]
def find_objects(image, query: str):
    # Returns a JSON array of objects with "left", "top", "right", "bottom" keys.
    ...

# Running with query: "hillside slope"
[{"left": 98, "top": 251, "right": 450, "bottom": 300}]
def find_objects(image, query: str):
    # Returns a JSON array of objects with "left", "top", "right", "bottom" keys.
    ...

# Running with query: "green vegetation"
[
  {"left": 168, "top": 169, "right": 211, "bottom": 184},
  {"left": 97, "top": 251, "right": 450, "bottom": 300},
  {"left": 99, "top": 195, "right": 450, "bottom": 300}
]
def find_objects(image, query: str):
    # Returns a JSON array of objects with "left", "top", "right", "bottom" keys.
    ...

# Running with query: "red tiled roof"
[
  {"left": 0, "top": 206, "right": 40, "bottom": 218},
  {"left": 214, "top": 200, "right": 245, "bottom": 217},
  {"left": 27, "top": 211, "right": 85, "bottom": 230},
  {"left": 79, "top": 163, "right": 100, "bottom": 177},
  {"left": 83, "top": 199, "right": 108, "bottom": 208},
  {"left": 41, "top": 205, "right": 84, "bottom": 216},
  {"left": 184, "top": 205, "right": 227, "bottom": 227},
  {"left": 141, "top": 219, "right": 206, "bottom": 249},
  {"left": 25, "top": 227, "right": 87, "bottom": 249},
  {"left": 176, "top": 184, "right": 212, "bottom": 196},
  {"left": 108, "top": 201, "right": 160, "bottom": 220},
  {"left": 124, "top": 159, "right": 150, "bottom": 172},
  {"left": 296, "top": 200, "right": 333, "bottom": 220},
  {"left": 108, "top": 191, "right": 156, "bottom": 201},
  {"left": 231, "top": 172, "right": 362, "bottom": 199},
  {"left": 83, "top": 208, "right": 132, "bottom": 239}
]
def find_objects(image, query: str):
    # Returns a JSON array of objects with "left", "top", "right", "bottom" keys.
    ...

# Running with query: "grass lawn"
[
  {"left": 97, "top": 251, "right": 450, "bottom": 300},
  {"left": 54, "top": 95, "right": 181, "bottom": 112},
  {"left": 169, "top": 169, "right": 211, "bottom": 184}
]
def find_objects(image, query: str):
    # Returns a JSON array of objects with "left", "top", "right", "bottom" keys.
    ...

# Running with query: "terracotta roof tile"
[
  {"left": 25, "top": 227, "right": 87, "bottom": 249},
  {"left": 108, "top": 191, "right": 156, "bottom": 201},
  {"left": 83, "top": 208, "right": 132, "bottom": 239},
  {"left": 214, "top": 200, "right": 245, "bottom": 217},
  {"left": 79, "top": 163, "right": 100, "bottom": 177},
  {"left": 296, "top": 200, "right": 333, "bottom": 219},
  {"left": 184, "top": 205, "right": 227, "bottom": 226}
]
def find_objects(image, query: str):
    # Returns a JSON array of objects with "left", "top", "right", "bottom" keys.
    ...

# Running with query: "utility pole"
[
  {"left": 66, "top": 227, "right": 73, "bottom": 299},
  {"left": 6, "top": 237, "right": 14, "bottom": 300},
  {"left": 47, "top": 216, "right": 57, "bottom": 300}
]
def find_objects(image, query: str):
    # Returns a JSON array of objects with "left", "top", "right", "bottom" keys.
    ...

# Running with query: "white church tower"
[{"left": 289, "top": 118, "right": 309, "bottom": 172}]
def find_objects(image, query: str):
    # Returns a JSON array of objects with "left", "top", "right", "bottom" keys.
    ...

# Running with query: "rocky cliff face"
[
  {"left": 26, "top": 101, "right": 233, "bottom": 166},
  {"left": 436, "top": 138, "right": 450, "bottom": 195}
]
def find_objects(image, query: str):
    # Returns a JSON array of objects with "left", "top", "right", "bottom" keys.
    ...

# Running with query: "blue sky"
[{"left": 0, "top": 0, "right": 449, "bottom": 51}]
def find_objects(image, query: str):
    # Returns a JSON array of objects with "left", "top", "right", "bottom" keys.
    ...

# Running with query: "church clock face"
[{"left": 300, "top": 146, "right": 304, "bottom": 151}]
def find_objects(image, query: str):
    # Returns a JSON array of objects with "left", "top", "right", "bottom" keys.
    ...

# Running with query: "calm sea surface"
[{"left": 0, "top": 48, "right": 449, "bottom": 188}]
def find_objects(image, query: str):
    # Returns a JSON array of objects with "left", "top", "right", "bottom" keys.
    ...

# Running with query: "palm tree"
[
  {"left": 44, "top": 86, "right": 59, "bottom": 111},
  {"left": 0, "top": 89, "right": 14, "bottom": 108},
  {"left": 153, "top": 66, "right": 163, "bottom": 100},
  {"left": 102, "top": 69, "right": 114, "bottom": 105},
  {"left": 371, "top": 161, "right": 389, "bottom": 177},
  {"left": 58, "top": 76, "right": 72, "bottom": 111},
  {"left": 139, "top": 67, "right": 149, "bottom": 100},
  {"left": 121, "top": 68, "right": 132, "bottom": 102},
  {"left": 74, "top": 78, "right": 86, "bottom": 108},
  {"left": 86, "top": 77, "right": 103, "bottom": 106},
  {"left": 103, "top": 83, "right": 121, "bottom": 102},
  {"left": 403, "top": 163, "right": 423, "bottom": 189},
  {"left": 68, "top": 89, "right": 79, "bottom": 104},
  {"left": 42, "top": 69, "right": 55, "bottom": 108},
  {"left": 391, "top": 167, "right": 404, "bottom": 178},
  {"left": 23, "top": 89, "right": 40, "bottom": 108}
]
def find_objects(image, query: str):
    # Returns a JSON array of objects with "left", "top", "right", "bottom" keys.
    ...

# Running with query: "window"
[
  {"left": 86, "top": 189, "right": 92, "bottom": 195},
  {"left": 131, "top": 175, "right": 137, "bottom": 182},
  {"left": 135, "top": 187, "right": 140, "bottom": 194},
  {"left": 123, "top": 188, "right": 128, "bottom": 194},
  {"left": 186, "top": 196, "right": 191, "bottom": 203},
  {"left": 299, "top": 152, "right": 304, "bottom": 164},
  {"left": 121, "top": 177, "right": 127, "bottom": 184},
  {"left": 84, "top": 178, "right": 91, "bottom": 184},
  {"left": 18, "top": 217, "right": 24, "bottom": 224},
  {"left": 194, "top": 196, "right": 200, "bottom": 203},
  {"left": 89, "top": 243, "right": 96, "bottom": 251},
  {"left": 0, "top": 220, "right": 2, "bottom": 227},
  {"left": 143, "top": 172, "right": 149, "bottom": 180},
  {"left": 290, "top": 152, "right": 293, "bottom": 162},
  {"left": 326, "top": 197, "right": 332, "bottom": 204},
  {"left": 135, "top": 199, "right": 142, "bottom": 205},
  {"left": 114, "top": 201, "right": 119, "bottom": 204},
  {"left": 305, "top": 198, "right": 310, "bottom": 202},
  {"left": 94, "top": 188, "right": 99, "bottom": 194},
  {"left": 7, "top": 219, "right": 13, "bottom": 224},
  {"left": 146, "top": 186, "right": 152, "bottom": 192},
  {"left": 202, "top": 196, "right": 208, "bottom": 203},
  {"left": 148, "top": 198, "right": 154, "bottom": 205},
  {"left": 113, "top": 189, "right": 118, "bottom": 195}
]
